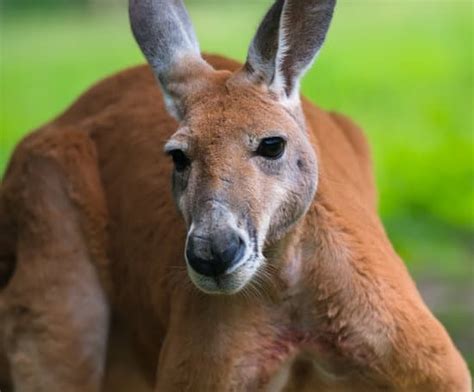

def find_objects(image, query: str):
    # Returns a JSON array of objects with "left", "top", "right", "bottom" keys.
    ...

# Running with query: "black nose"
[{"left": 186, "top": 231, "right": 246, "bottom": 277}]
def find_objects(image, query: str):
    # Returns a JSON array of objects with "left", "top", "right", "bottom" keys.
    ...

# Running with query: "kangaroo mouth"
[{"left": 186, "top": 252, "right": 262, "bottom": 295}]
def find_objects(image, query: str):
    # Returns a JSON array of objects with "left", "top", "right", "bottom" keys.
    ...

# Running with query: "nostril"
[
  {"left": 220, "top": 236, "right": 245, "bottom": 267},
  {"left": 186, "top": 238, "right": 216, "bottom": 277}
]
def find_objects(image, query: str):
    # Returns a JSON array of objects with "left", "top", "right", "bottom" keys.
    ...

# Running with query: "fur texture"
[
  {"left": 0, "top": 56, "right": 470, "bottom": 392},
  {"left": 0, "top": 0, "right": 471, "bottom": 389}
]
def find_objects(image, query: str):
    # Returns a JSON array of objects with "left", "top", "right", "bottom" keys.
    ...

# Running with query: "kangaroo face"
[
  {"left": 165, "top": 77, "right": 318, "bottom": 293},
  {"left": 130, "top": 0, "right": 335, "bottom": 293}
]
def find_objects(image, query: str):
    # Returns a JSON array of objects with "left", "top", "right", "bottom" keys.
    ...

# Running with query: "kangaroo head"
[{"left": 130, "top": 0, "right": 336, "bottom": 294}]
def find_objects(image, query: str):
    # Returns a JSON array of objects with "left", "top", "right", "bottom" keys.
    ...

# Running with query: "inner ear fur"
[
  {"left": 243, "top": 0, "right": 336, "bottom": 103},
  {"left": 129, "top": 0, "right": 214, "bottom": 119}
]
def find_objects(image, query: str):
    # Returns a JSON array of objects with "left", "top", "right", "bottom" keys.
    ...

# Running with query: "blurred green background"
[{"left": 1, "top": 0, "right": 473, "bottom": 371}]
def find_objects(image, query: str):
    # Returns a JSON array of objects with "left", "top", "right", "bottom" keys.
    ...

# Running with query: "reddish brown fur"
[{"left": 0, "top": 55, "right": 470, "bottom": 391}]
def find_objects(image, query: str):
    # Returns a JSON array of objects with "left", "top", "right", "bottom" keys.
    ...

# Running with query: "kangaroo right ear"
[
  {"left": 244, "top": 0, "right": 336, "bottom": 108},
  {"left": 129, "top": 0, "right": 213, "bottom": 120}
]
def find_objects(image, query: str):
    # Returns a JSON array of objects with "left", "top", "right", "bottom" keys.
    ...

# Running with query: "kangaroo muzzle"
[{"left": 186, "top": 228, "right": 246, "bottom": 277}]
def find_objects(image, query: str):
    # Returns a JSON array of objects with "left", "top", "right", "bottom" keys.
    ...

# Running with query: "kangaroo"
[{"left": 0, "top": 0, "right": 470, "bottom": 391}]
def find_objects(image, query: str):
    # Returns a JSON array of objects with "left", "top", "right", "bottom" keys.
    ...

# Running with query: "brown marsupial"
[{"left": 0, "top": 0, "right": 470, "bottom": 391}]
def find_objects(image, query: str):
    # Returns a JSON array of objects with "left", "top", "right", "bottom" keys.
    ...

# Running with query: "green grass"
[{"left": 1, "top": 0, "right": 473, "bottom": 368}]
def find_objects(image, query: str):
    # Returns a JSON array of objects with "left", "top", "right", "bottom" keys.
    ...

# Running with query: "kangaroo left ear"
[{"left": 243, "top": 0, "right": 336, "bottom": 107}]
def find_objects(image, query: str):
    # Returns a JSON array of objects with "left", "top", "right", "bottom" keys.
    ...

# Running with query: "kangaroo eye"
[
  {"left": 169, "top": 149, "right": 190, "bottom": 172},
  {"left": 257, "top": 137, "right": 286, "bottom": 159}
]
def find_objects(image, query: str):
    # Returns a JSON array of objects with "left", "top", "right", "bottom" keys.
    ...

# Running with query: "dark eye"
[
  {"left": 169, "top": 149, "right": 190, "bottom": 172},
  {"left": 257, "top": 137, "right": 286, "bottom": 159}
]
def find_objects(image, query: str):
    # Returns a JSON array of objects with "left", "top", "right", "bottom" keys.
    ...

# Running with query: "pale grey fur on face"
[{"left": 167, "top": 123, "right": 318, "bottom": 295}]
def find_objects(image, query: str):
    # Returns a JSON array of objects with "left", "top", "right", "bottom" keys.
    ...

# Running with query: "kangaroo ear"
[
  {"left": 244, "top": 0, "right": 336, "bottom": 106},
  {"left": 129, "top": 0, "right": 213, "bottom": 119}
]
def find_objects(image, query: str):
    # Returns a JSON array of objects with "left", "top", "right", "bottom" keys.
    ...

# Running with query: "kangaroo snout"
[{"left": 186, "top": 229, "right": 246, "bottom": 277}]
